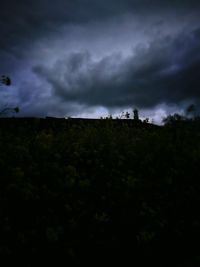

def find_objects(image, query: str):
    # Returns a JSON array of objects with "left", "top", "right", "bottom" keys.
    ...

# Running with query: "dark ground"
[{"left": 0, "top": 117, "right": 200, "bottom": 266}]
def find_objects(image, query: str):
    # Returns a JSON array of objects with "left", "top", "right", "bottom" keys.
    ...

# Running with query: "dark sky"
[{"left": 1, "top": 0, "right": 200, "bottom": 122}]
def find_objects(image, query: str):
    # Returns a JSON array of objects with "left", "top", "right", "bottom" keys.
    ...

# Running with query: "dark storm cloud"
[
  {"left": 33, "top": 27, "right": 200, "bottom": 109},
  {"left": 1, "top": 0, "right": 200, "bottom": 119},
  {"left": 0, "top": 0, "right": 200, "bottom": 53}
]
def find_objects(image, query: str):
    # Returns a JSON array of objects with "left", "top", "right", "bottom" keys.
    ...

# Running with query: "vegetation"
[
  {"left": 0, "top": 76, "right": 19, "bottom": 117},
  {"left": 0, "top": 106, "right": 20, "bottom": 117},
  {"left": 0, "top": 75, "right": 11, "bottom": 86},
  {"left": 0, "top": 117, "right": 200, "bottom": 266}
]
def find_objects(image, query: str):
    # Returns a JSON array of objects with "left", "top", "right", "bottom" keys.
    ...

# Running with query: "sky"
[{"left": 0, "top": 0, "right": 200, "bottom": 123}]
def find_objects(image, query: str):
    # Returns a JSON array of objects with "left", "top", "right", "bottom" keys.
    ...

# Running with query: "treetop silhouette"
[{"left": 0, "top": 75, "right": 11, "bottom": 86}]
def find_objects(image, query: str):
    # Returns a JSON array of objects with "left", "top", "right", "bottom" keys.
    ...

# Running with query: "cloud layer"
[
  {"left": 33, "top": 28, "right": 200, "bottom": 108},
  {"left": 0, "top": 0, "right": 200, "bottom": 121}
]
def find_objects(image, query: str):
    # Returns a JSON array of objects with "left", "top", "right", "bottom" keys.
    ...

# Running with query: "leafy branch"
[
  {"left": 0, "top": 75, "right": 11, "bottom": 86},
  {"left": 0, "top": 75, "right": 20, "bottom": 116},
  {"left": 0, "top": 106, "right": 19, "bottom": 116}
]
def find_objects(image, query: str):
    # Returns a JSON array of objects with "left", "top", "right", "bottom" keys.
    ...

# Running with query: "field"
[{"left": 0, "top": 118, "right": 200, "bottom": 266}]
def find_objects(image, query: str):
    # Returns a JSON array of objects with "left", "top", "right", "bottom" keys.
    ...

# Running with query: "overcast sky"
[{"left": 0, "top": 0, "right": 200, "bottom": 123}]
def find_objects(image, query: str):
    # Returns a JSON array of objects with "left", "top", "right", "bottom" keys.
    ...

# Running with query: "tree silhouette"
[
  {"left": 133, "top": 109, "right": 139, "bottom": 120},
  {"left": 0, "top": 75, "right": 11, "bottom": 86},
  {"left": 0, "top": 106, "right": 19, "bottom": 116},
  {"left": 0, "top": 76, "right": 19, "bottom": 116},
  {"left": 125, "top": 111, "right": 130, "bottom": 119},
  {"left": 186, "top": 104, "right": 196, "bottom": 118}
]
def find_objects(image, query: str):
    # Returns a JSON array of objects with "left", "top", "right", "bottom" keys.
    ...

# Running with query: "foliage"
[
  {"left": 0, "top": 75, "right": 20, "bottom": 117},
  {"left": 0, "top": 106, "right": 19, "bottom": 117},
  {"left": 163, "top": 104, "right": 199, "bottom": 125},
  {"left": 101, "top": 108, "right": 140, "bottom": 120},
  {"left": 0, "top": 118, "right": 200, "bottom": 266},
  {"left": 185, "top": 104, "right": 196, "bottom": 118},
  {"left": 162, "top": 113, "right": 185, "bottom": 124},
  {"left": 0, "top": 75, "right": 11, "bottom": 86}
]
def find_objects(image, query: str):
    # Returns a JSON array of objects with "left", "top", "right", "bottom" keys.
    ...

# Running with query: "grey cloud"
[
  {"left": 33, "top": 27, "right": 200, "bottom": 110},
  {"left": 1, "top": 0, "right": 200, "bottom": 54},
  {"left": 1, "top": 0, "right": 200, "bottom": 119}
]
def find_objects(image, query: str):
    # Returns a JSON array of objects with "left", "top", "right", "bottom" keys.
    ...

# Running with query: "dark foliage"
[
  {"left": 0, "top": 118, "right": 200, "bottom": 266},
  {"left": 0, "top": 75, "right": 11, "bottom": 86},
  {"left": 0, "top": 106, "right": 19, "bottom": 117}
]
